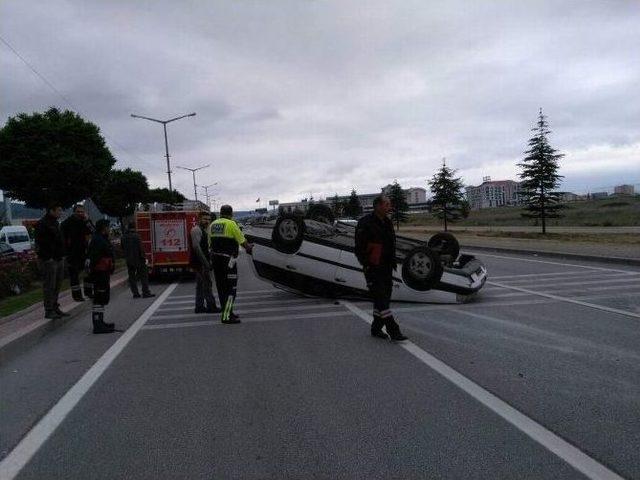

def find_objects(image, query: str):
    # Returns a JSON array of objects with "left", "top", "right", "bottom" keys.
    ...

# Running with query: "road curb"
[
  {"left": 0, "top": 276, "right": 128, "bottom": 365},
  {"left": 462, "top": 244, "right": 640, "bottom": 266}
]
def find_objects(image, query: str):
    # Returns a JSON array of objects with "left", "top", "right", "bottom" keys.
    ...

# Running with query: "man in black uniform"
[
  {"left": 355, "top": 195, "right": 408, "bottom": 341},
  {"left": 87, "top": 219, "right": 116, "bottom": 334},
  {"left": 61, "top": 204, "right": 93, "bottom": 302},
  {"left": 121, "top": 222, "right": 154, "bottom": 299}
]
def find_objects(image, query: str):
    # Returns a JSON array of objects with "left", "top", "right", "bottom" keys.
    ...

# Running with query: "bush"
[{"left": 0, "top": 258, "right": 39, "bottom": 298}]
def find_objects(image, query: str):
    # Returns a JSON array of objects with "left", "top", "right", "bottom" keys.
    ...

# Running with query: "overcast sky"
[{"left": 2, "top": 0, "right": 638, "bottom": 209}]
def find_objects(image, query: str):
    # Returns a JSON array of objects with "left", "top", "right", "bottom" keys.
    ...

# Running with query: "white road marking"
[
  {"left": 505, "top": 277, "right": 640, "bottom": 289},
  {"left": 468, "top": 251, "right": 640, "bottom": 274},
  {"left": 167, "top": 289, "right": 278, "bottom": 300},
  {"left": 488, "top": 283, "right": 640, "bottom": 299},
  {"left": 392, "top": 298, "right": 557, "bottom": 313},
  {"left": 158, "top": 297, "right": 320, "bottom": 311},
  {"left": 156, "top": 303, "right": 341, "bottom": 316},
  {"left": 488, "top": 281, "right": 640, "bottom": 320},
  {"left": 341, "top": 301, "right": 626, "bottom": 480},
  {"left": 0, "top": 283, "right": 179, "bottom": 480},
  {"left": 489, "top": 271, "right": 595, "bottom": 280},
  {"left": 143, "top": 310, "right": 353, "bottom": 329}
]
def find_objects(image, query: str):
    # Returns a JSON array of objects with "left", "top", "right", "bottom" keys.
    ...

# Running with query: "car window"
[
  {"left": 0, "top": 242, "right": 14, "bottom": 254},
  {"left": 8, "top": 233, "right": 30, "bottom": 243}
]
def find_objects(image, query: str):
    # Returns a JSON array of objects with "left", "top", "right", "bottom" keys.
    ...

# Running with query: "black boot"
[
  {"left": 92, "top": 310, "right": 115, "bottom": 334},
  {"left": 384, "top": 316, "right": 408, "bottom": 342},
  {"left": 371, "top": 315, "right": 389, "bottom": 339}
]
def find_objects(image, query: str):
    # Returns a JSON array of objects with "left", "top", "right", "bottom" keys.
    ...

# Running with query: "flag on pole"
[{"left": 256, "top": 198, "right": 260, "bottom": 203}]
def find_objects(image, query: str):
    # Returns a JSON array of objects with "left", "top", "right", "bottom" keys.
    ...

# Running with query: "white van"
[{"left": 0, "top": 225, "right": 33, "bottom": 253}]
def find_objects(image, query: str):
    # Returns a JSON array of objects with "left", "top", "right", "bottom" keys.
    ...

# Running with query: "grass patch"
[
  {"left": 0, "top": 259, "right": 126, "bottom": 319},
  {"left": 406, "top": 196, "right": 640, "bottom": 227}
]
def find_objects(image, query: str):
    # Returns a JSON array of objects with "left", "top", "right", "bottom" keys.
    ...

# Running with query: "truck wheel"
[
  {"left": 272, "top": 214, "right": 305, "bottom": 254},
  {"left": 402, "top": 246, "right": 443, "bottom": 291},
  {"left": 306, "top": 204, "right": 335, "bottom": 225},
  {"left": 427, "top": 232, "right": 460, "bottom": 261}
]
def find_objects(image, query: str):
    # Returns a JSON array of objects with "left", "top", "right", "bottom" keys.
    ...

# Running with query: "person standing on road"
[
  {"left": 190, "top": 211, "right": 220, "bottom": 314},
  {"left": 61, "top": 204, "right": 93, "bottom": 302},
  {"left": 210, "top": 205, "right": 253, "bottom": 324},
  {"left": 87, "top": 219, "right": 116, "bottom": 334},
  {"left": 355, "top": 195, "right": 408, "bottom": 341},
  {"left": 120, "top": 222, "right": 154, "bottom": 299},
  {"left": 34, "top": 203, "right": 69, "bottom": 320}
]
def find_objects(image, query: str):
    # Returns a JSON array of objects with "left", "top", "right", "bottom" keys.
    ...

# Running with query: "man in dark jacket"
[
  {"left": 61, "top": 204, "right": 93, "bottom": 302},
  {"left": 34, "top": 203, "right": 69, "bottom": 320},
  {"left": 354, "top": 195, "right": 408, "bottom": 341},
  {"left": 88, "top": 219, "right": 116, "bottom": 333},
  {"left": 120, "top": 223, "right": 154, "bottom": 299},
  {"left": 190, "top": 212, "right": 219, "bottom": 313}
]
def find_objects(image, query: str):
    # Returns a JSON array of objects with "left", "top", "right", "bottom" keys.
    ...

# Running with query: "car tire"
[
  {"left": 306, "top": 204, "right": 335, "bottom": 225},
  {"left": 272, "top": 214, "right": 305, "bottom": 254},
  {"left": 427, "top": 232, "right": 460, "bottom": 260},
  {"left": 402, "top": 246, "right": 443, "bottom": 291}
]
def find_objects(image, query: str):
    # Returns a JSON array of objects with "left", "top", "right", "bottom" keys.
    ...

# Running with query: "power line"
[{"left": 0, "top": 34, "right": 148, "bottom": 167}]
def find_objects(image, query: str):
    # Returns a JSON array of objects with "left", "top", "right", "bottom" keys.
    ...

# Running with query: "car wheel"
[
  {"left": 402, "top": 246, "right": 443, "bottom": 291},
  {"left": 272, "top": 214, "right": 305, "bottom": 254},
  {"left": 306, "top": 204, "right": 335, "bottom": 225},
  {"left": 427, "top": 232, "right": 460, "bottom": 261}
]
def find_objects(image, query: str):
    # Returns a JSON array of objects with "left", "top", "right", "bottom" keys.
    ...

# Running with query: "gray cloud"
[{"left": 1, "top": 0, "right": 639, "bottom": 209}]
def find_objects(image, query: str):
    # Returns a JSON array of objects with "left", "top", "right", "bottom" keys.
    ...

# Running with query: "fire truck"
[{"left": 135, "top": 201, "right": 209, "bottom": 276}]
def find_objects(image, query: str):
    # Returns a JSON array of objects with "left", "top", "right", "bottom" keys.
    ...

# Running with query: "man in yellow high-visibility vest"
[{"left": 210, "top": 205, "right": 253, "bottom": 324}]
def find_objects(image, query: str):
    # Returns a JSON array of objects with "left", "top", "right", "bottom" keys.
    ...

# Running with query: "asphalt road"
[{"left": 1, "top": 250, "right": 638, "bottom": 479}]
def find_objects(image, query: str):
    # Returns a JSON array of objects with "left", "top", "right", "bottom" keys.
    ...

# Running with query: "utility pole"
[
  {"left": 130, "top": 112, "right": 196, "bottom": 192},
  {"left": 176, "top": 165, "right": 210, "bottom": 202}
]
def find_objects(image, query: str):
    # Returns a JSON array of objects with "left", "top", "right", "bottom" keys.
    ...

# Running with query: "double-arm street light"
[
  {"left": 176, "top": 164, "right": 209, "bottom": 202},
  {"left": 200, "top": 183, "right": 218, "bottom": 209},
  {"left": 130, "top": 112, "right": 196, "bottom": 193}
]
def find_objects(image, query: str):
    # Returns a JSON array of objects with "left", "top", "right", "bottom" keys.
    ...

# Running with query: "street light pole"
[
  {"left": 201, "top": 183, "right": 218, "bottom": 209},
  {"left": 131, "top": 112, "right": 196, "bottom": 193},
  {"left": 176, "top": 165, "right": 210, "bottom": 202}
]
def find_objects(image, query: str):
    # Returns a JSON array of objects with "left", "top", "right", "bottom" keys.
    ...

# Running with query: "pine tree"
[
  {"left": 388, "top": 181, "right": 409, "bottom": 230},
  {"left": 518, "top": 109, "right": 564, "bottom": 234},
  {"left": 344, "top": 189, "right": 362, "bottom": 218},
  {"left": 428, "top": 158, "right": 465, "bottom": 231}
]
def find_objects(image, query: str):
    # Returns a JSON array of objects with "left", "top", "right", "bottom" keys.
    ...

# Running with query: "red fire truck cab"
[{"left": 135, "top": 202, "right": 209, "bottom": 276}]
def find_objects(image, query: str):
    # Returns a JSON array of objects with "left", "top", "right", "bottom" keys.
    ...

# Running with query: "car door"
[{"left": 334, "top": 249, "right": 368, "bottom": 293}]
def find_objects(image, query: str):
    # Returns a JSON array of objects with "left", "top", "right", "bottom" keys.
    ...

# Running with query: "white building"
[
  {"left": 614, "top": 184, "right": 635, "bottom": 195},
  {"left": 465, "top": 177, "right": 523, "bottom": 210}
]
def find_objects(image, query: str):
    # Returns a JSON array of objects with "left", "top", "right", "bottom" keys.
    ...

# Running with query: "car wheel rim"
[
  {"left": 279, "top": 220, "right": 299, "bottom": 240},
  {"left": 409, "top": 252, "right": 432, "bottom": 278}
]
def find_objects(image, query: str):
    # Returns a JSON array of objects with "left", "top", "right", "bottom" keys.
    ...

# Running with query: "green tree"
[
  {"left": 330, "top": 193, "right": 342, "bottom": 217},
  {"left": 428, "top": 158, "right": 466, "bottom": 231},
  {"left": 518, "top": 109, "right": 564, "bottom": 234},
  {"left": 147, "top": 187, "right": 186, "bottom": 205},
  {"left": 0, "top": 108, "right": 115, "bottom": 208},
  {"left": 344, "top": 189, "right": 362, "bottom": 218},
  {"left": 93, "top": 168, "right": 149, "bottom": 225},
  {"left": 388, "top": 181, "right": 409, "bottom": 230}
]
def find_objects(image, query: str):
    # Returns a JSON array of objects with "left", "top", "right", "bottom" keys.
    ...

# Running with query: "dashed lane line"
[
  {"left": 487, "top": 281, "right": 640, "bottom": 320},
  {"left": 341, "top": 301, "right": 626, "bottom": 480},
  {"left": 0, "top": 283, "right": 179, "bottom": 480}
]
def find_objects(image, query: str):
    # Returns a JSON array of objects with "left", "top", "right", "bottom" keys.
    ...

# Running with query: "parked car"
[
  {"left": 0, "top": 225, "right": 33, "bottom": 253},
  {"left": 243, "top": 214, "right": 487, "bottom": 304}
]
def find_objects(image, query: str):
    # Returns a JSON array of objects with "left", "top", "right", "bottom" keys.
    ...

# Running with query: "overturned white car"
[{"left": 243, "top": 214, "right": 487, "bottom": 304}]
